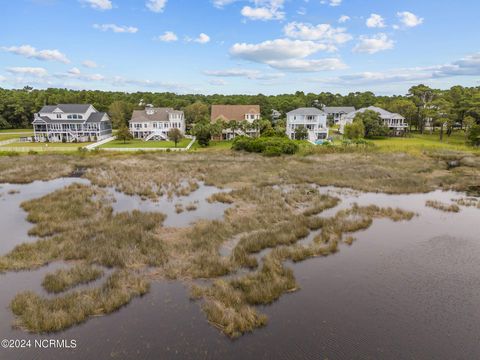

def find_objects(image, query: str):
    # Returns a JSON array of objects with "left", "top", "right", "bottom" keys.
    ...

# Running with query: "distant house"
[
  {"left": 339, "top": 106, "right": 407, "bottom": 136},
  {"left": 323, "top": 106, "right": 356, "bottom": 124},
  {"left": 271, "top": 109, "right": 282, "bottom": 121},
  {"left": 286, "top": 108, "right": 329, "bottom": 143},
  {"left": 129, "top": 106, "right": 185, "bottom": 141},
  {"left": 33, "top": 104, "right": 112, "bottom": 143},
  {"left": 211, "top": 105, "right": 261, "bottom": 140}
]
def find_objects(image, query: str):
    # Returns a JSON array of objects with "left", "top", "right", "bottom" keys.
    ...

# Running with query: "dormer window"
[
  {"left": 56, "top": 114, "right": 61, "bottom": 119},
  {"left": 146, "top": 109, "right": 155, "bottom": 115},
  {"left": 78, "top": 115, "right": 83, "bottom": 119}
]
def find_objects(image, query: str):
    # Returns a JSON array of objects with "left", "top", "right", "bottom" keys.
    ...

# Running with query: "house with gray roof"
[
  {"left": 286, "top": 107, "right": 329, "bottom": 143},
  {"left": 323, "top": 106, "right": 356, "bottom": 124},
  {"left": 339, "top": 106, "right": 407, "bottom": 136},
  {"left": 32, "top": 104, "right": 112, "bottom": 142},
  {"left": 129, "top": 106, "right": 185, "bottom": 141}
]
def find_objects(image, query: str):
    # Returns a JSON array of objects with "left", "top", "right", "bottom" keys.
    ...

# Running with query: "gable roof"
[
  {"left": 129, "top": 108, "right": 184, "bottom": 123},
  {"left": 323, "top": 106, "right": 355, "bottom": 114},
  {"left": 344, "top": 106, "right": 404, "bottom": 120},
  {"left": 286, "top": 107, "right": 326, "bottom": 116},
  {"left": 211, "top": 105, "right": 260, "bottom": 122},
  {"left": 39, "top": 104, "right": 92, "bottom": 114},
  {"left": 33, "top": 112, "right": 108, "bottom": 124}
]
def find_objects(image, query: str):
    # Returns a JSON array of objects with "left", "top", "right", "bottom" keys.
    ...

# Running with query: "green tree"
[
  {"left": 108, "top": 100, "right": 133, "bottom": 129},
  {"left": 116, "top": 126, "right": 133, "bottom": 144},
  {"left": 408, "top": 84, "right": 435, "bottom": 133},
  {"left": 467, "top": 124, "right": 480, "bottom": 146},
  {"left": 184, "top": 102, "right": 209, "bottom": 126},
  {"left": 192, "top": 122, "right": 212, "bottom": 147},
  {"left": 167, "top": 128, "right": 184, "bottom": 147},
  {"left": 344, "top": 119, "right": 365, "bottom": 140},
  {"left": 354, "top": 110, "right": 389, "bottom": 138},
  {"left": 294, "top": 125, "right": 308, "bottom": 140}
]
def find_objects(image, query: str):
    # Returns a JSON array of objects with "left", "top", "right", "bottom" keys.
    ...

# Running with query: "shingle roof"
[
  {"left": 323, "top": 106, "right": 355, "bottom": 114},
  {"left": 211, "top": 105, "right": 260, "bottom": 122},
  {"left": 39, "top": 104, "right": 92, "bottom": 114},
  {"left": 286, "top": 107, "right": 326, "bottom": 116},
  {"left": 86, "top": 112, "right": 108, "bottom": 123},
  {"left": 33, "top": 112, "right": 108, "bottom": 124},
  {"left": 129, "top": 108, "right": 183, "bottom": 123},
  {"left": 344, "top": 106, "right": 404, "bottom": 120}
]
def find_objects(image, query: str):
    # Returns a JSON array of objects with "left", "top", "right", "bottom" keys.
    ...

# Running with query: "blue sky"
[{"left": 1, "top": 0, "right": 479, "bottom": 95}]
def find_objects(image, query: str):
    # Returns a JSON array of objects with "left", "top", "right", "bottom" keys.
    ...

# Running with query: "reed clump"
[
  {"left": 425, "top": 200, "right": 461, "bottom": 213},
  {"left": 42, "top": 264, "right": 104, "bottom": 294}
]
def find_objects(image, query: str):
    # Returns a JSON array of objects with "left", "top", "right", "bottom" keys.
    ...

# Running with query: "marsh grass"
[
  {"left": 453, "top": 197, "right": 480, "bottom": 208},
  {"left": 42, "top": 264, "right": 104, "bottom": 294},
  {"left": 426, "top": 200, "right": 461, "bottom": 213},
  {"left": 11, "top": 270, "right": 149, "bottom": 333}
]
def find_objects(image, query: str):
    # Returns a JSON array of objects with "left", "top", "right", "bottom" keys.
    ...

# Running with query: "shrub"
[{"left": 232, "top": 136, "right": 299, "bottom": 155}]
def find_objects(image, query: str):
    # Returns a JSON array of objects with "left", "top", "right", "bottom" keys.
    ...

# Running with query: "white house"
[
  {"left": 32, "top": 104, "right": 112, "bottom": 142},
  {"left": 286, "top": 108, "right": 329, "bottom": 143},
  {"left": 339, "top": 106, "right": 407, "bottom": 136},
  {"left": 129, "top": 106, "right": 185, "bottom": 141},
  {"left": 323, "top": 106, "right": 356, "bottom": 124}
]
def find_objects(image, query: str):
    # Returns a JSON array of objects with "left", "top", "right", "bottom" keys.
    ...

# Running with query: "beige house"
[
  {"left": 211, "top": 105, "right": 261, "bottom": 140},
  {"left": 129, "top": 106, "right": 185, "bottom": 141}
]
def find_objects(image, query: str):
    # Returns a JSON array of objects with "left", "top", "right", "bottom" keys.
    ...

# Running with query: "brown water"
[{"left": 0, "top": 182, "right": 479, "bottom": 359}]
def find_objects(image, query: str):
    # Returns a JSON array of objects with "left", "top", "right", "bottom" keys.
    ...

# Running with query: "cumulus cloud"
[
  {"left": 93, "top": 24, "right": 138, "bottom": 33},
  {"left": 338, "top": 15, "right": 350, "bottom": 23},
  {"left": 186, "top": 33, "right": 211, "bottom": 44},
  {"left": 213, "top": 0, "right": 285, "bottom": 21},
  {"left": 353, "top": 33, "right": 394, "bottom": 54},
  {"left": 146, "top": 0, "right": 167, "bottom": 12},
  {"left": 366, "top": 14, "right": 386, "bottom": 28},
  {"left": 204, "top": 68, "right": 284, "bottom": 80},
  {"left": 397, "top": 11, "right": 424, "bottom": 28},
  {"left": 2, "top": 44, "right": 70, "bottom": 64},
  {"left": 7, "top": 67, "right": 48, "bottom": 77},
  {"left": 265, "top": 58, "right": 347, "bottom": 72},
  {"left": 283, "top": 22, "right": 352, "bottom": 44},
  {"left": 320, "top": 0, "right": 342, "bottom": 7},
  {"left": 60, "top": 67, "right": 105, "bottom": 81},
  {"left": 231, "top": 39, "right": 333, "bottom": 63},
  {"left": 155, "top": 31, "right": 178, "bottom": 42},
  {"left": 82, "top": 0, "right": 112, "bottom": 10},
  {"left": 82, "top": 60, "right": 98, "bottom": 68}
]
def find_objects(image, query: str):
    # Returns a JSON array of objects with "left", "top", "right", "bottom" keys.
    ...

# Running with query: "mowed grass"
[
  {"left": 0, "top": 133, "right": 33, "bottom": 141},
  {"left": 100, "top": 138, "right": 192, "bottom": 149},
  {"left": 0, "top": 129, "right": 32, "bottom": 133},
  {"left": 0, "top": 141, "right": 93, "bottom": 148}
]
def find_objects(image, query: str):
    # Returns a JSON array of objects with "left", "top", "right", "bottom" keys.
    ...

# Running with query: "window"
[
  {"left": 153, "top": 123, "right": 157, "bottom": 128},
  {"left": 56, "top": 114, "right": 61, "bottom": 119},
  {"left": 67, "top": 115, "right": 72, "bottom": 119},
  {"left": 78, "top": 115, "right": 83, "bottom": 119}
]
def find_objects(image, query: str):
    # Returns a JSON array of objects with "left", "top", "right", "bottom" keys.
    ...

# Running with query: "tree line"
[{"left": 1, "top": 85, "right": 479, "bottom": 139}]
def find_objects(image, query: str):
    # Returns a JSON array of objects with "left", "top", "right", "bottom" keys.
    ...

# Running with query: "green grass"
[
  {"left": 371, "top": 131, "right": 478, "bottom": 154},
  {"left": 0, "top": 128, "right": 32, "bottom": 133},
  {"left": 0, "top": 141, "right": 93, "bottom": 148},
  {"left": 100, "top": 138, "right": 192, "bottom": 149},
  {"left": 191, "top": 140, "right": 234, "bottom": 151},
  {"left": 42, "top": 264, "right": 104, "bottom": 294},
  {"left": 0, "top": 134, "right": 29, "bottom": 141}
]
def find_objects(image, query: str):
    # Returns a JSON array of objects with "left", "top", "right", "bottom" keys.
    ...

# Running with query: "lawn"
[
  {"left": 0, "top": 128, "right": 32, "bottom": 133},
  {"left": 0, "top": 134, "right": 31, "bottom": 141},
  {"left": 0, "top": 141, "right": 93, "bottom": 148},
  {"left": 100, "top": 138, "right": 192, "bottom": 149}
]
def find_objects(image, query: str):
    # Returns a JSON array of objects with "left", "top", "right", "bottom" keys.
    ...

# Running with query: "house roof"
[
  {"left": 129, "top": 108, "right": 183, "bottom": 123},
  {"left": 344, "top": 106, "right": 404, "bottom": 120},
  {"left": 286, "top": 107, "right": 326, "bottom": 116},
  {"left": 33, "top": 112, "right": 108, "bottom": 124},
  {"left": 39, "top": 104, "right": 92, "bottom": 114},
  {"left": 211, "top": 105, "right": 260, "bottom": 122},
  {"left": 323, "top": 106, "right": 355, "bottom": 114}
]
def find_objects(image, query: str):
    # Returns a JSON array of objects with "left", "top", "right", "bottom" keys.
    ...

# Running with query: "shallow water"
[{"left": 0, "top": 185, "right": 479, "bottom": 359}]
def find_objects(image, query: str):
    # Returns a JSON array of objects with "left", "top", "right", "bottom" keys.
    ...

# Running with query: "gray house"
[
  {"left": 32, "top": 104, "right": 112, "bottom": 142},
  {"left": 323, "top": 106, "right": 356, "bottom": 124}
]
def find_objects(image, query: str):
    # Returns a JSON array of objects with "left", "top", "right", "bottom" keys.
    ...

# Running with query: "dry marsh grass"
[
  {"left": 42, "top": 264, "right": 104, "bottom": 294},
  {"left": 11, "top": 270, "right": 149, "bottom": 333},
  {"left": 425, "top": 200, "right": 461, "bottom": 213}
]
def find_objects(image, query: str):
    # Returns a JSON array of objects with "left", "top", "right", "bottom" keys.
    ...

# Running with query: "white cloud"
[
  {"left": 231, "top": 39, "right": 333, "bottom": 63},
  {"left": 68, "top": 67, "right": 81, "bottom": 75},
  {"left": 0, "top": 75, "right": 6, "bottom": 82},
  {"left": 82, "top": 60, "right": 98, "bottom": 68},
  {"left": 283, "top": 22, "right": 352, "bottom": 44},
  {"left": 7, "top": 67, "right": 48, "bottom": 77},
  {"left": 191, "top": 33, "right": 210, "bottom": 44},
  {"left": 82, "top": 0, "right": 112, "bottom": 10},
  {"left": 93, "top": 24, "right": 138, "bottom": 33},
  {"left": 338, "top": 15, "right": 350, "bottom": 23},
  {"left": 212, "top": 0, "right": 237, "bottom": 7},
  {"left": 320, "top": 0, "right": 342, "bottom": 7},
  {"left": 59, "top": 67, "right": 105, "bottom": 81},
  {"left": 353, "top": 33, "right": 394, "bottom": 54},
  {"left": 2, "top": 44, "right": 70, "bottom": 64},
  {"left": 204, "top": 68, "right": 284, "bottom": 80},
  {"left": 156, "top": 31, "right": 178, "bottom": 42},
  {"left": 209, "top": 79, "right": 227, "bottom": 86},
  {"left": 146, "top": 0, "right": 167, "bottom": 13},
  {"left": 214, "top": 0, "right": 285, "bottom": 21},
  {"left": 241, "top": 6, "right": 283, "bottom": 20},
  {"left": 265, "top": 58, "right": 347, "bottom": 72},
  {"left": 366, "top": 14, "right": 386, "bottom": 28},
  {"left": 397, "top": 11, "right": 424, "bottom": 28}
]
